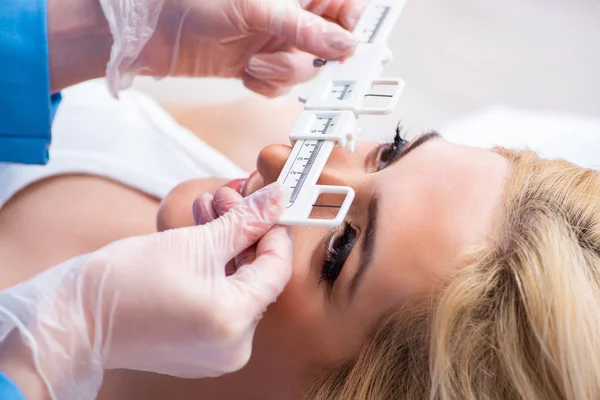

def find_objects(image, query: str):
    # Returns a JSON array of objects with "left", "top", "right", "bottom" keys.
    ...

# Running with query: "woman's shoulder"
[{"left": 0, "top": 80, "right": 247, "bottom": 210}]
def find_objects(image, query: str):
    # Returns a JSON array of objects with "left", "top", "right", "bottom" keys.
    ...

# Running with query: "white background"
[{"left": 130, "top": 0, "right": 600, "bottom": 141}]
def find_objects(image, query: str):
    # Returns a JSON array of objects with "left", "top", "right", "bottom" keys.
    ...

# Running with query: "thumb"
[
  {"left": 227, "top": 224, "right": 293, "bottom": 314},
  {"left": 251, "top": 0, "right": 357, "bottom": 60},
  {"left": 207, "top": 182, "right": 289, "bottom": 263}
]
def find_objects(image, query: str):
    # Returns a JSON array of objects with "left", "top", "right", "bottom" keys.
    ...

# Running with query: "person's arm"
[
  {"left": 0, "top": 0, "right": 111, "bottom": 165},
  {"left": 47, "top": 0, "right": 112, "bottom": 93},
  {"left": 0, "top": 332, "right": 52, "bottom": 400}
]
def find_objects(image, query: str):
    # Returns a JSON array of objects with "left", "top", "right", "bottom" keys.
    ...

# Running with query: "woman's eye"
[
  {"left": 376, "top": 144, "right": 396, "bottom": 169},
  {"left": 375, "top": 130, "right": 408, "bottom": 171},
  {"left": 321, "top": 223, "right": 357, "bottom": 290}
]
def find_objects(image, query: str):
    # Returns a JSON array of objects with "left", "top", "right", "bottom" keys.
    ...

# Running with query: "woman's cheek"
[{"left": 260, "top": 227, "right": 339, "bottom": 362}]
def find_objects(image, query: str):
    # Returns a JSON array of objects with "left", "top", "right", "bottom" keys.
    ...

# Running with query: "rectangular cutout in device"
[
  {"left": 363, "top": 82, "right": 397, "bottom": 110},
  {"left": 308, "top": 193, "right": 348, "bottom": 221}
]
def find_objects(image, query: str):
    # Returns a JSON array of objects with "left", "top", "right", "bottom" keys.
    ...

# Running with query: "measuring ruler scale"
[
  {"left": 277, "top": 0, "right": 406, "bottom": 227},
  {"left": 277, "top": 111, "right": 358, "bottom": 226},
  {"left": 355, "top": 0, "right": 404, "bottom": 44}
]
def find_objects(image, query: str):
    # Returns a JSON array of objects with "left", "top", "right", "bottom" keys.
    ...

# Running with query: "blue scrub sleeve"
[
  {"left": 0, "top": 0, "right": 63, "bottom": 165},
  {"left": 0, "top": 372, "right": 27, "bottom": 400}
]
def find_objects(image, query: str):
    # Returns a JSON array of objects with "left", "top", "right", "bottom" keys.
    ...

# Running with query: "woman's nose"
[
  {"left": 256, "top": 144, "right": 361, "bottom": 187},
  {"left": 256, "top": 144, "right": 291, "bottom": 185}
]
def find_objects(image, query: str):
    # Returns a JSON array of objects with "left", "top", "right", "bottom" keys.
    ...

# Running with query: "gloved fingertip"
[
  {"left": 213, "top": 187, "right": 243, "bottom": 216},
  {"left": 324, "top": 27, "right": 357, "bottom": 54},
  {"left": 270, "top": 182, "right": 292, "bottom": 205},
  {"left": 214, "top": 186, "right": 243, "bottom": 201},
  {"left": 215, "top": 183, "right": 289, "bottom": 257},
  {"left": 245, "top": 182, "right": 289, "bottom": 217}
]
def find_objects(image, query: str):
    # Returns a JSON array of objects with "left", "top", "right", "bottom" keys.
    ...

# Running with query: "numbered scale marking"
[{"left": 282, "top": 117, "right": 335, "bottom": 205}]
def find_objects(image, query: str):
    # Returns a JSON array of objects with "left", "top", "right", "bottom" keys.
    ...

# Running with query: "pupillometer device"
[{"left": 276, "top": 0, "right": 406, "bottom": 227}]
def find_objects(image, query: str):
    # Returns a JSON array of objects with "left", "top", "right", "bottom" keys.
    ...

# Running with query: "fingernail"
[
  {"left": 224, "top": 260, "right": 237, "bottom": 276},
  {"left": 313, "top": 59, "right": 327, "bottom": 67},
  {"left": 325, "top": 28, "right": 357, "bottom": 52},
  {"left": 193, "top": 200, "right": 199, "bottom": 224}
]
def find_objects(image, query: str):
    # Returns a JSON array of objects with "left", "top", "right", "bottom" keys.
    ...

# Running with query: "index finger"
[
  {"left": 227, "top": 224, "right": 294, "bottom": 310},
  {"left": 303, "top": 0, "right": 367, "bottom": 31},
  {"left": 249, "top": 2, "right": 358, "bottom": 60}
]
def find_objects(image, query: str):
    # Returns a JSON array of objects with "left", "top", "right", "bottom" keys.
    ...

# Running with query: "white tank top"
[
  {"left": 1, "top": 80, "right": 599, "bottom": 209},
  {"left": 0, "top": 80, "right": 247, "bottom": 209}
]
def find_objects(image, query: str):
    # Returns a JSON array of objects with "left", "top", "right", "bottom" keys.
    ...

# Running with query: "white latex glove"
[
  {"left": 0, "top": 183, "right": 292, "bottom": 400},
  {"left": 193, "top": 185, "right": 264, "bottom": 274},
  {"left": 98, "top": 0, "right": 365, "bottom": 97}
]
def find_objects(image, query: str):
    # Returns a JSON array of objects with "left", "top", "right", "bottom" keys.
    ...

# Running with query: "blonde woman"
[{"left": 1, "top": 80, "right": 599, "bottom": 399}]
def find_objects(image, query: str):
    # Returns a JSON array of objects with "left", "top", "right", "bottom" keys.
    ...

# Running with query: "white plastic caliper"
[{"left": 276, "top": 0, "right": 407, "bottom": 227}]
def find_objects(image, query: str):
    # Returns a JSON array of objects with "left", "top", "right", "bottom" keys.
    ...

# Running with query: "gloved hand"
[
  {"left": 0, "top": 183, "right": 292, "bottom": 400},
  {"left": 193, "top": 185, "right": 262, "bottom": 274},
  {"left": 98, "top": 0, "right": 366, "bottom": 97}
]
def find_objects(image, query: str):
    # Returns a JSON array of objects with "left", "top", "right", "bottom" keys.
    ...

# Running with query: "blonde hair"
[{"left": 302, "top": 148, "right": 600, "bottom": 400}]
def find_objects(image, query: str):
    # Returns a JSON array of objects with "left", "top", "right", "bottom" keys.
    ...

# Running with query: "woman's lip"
[{"left": 222, "top": 178, "right": 247, "bottom": 195}]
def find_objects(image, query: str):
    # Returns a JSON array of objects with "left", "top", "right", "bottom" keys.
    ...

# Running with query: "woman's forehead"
[{"left": 353, "top": 140, "right": 509, "bottom": 317}]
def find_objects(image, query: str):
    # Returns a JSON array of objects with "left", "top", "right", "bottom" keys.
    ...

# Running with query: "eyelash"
[
  {"left": 320, "top": 123, "right": 408, "bottom": 291},
  {"left": 375, "top": 123, "right": 409, "bottom": 171},
  {"left": 321, "top": 222, "right": 357, "bottom": 290}
]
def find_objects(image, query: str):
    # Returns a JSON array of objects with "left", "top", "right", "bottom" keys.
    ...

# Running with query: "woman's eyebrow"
[
  {"left": 389, "top": 131, "right": 441, "bottom": 167},
  {"left": 348, "top": 193, "right": 378, "bottom": 301}
]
